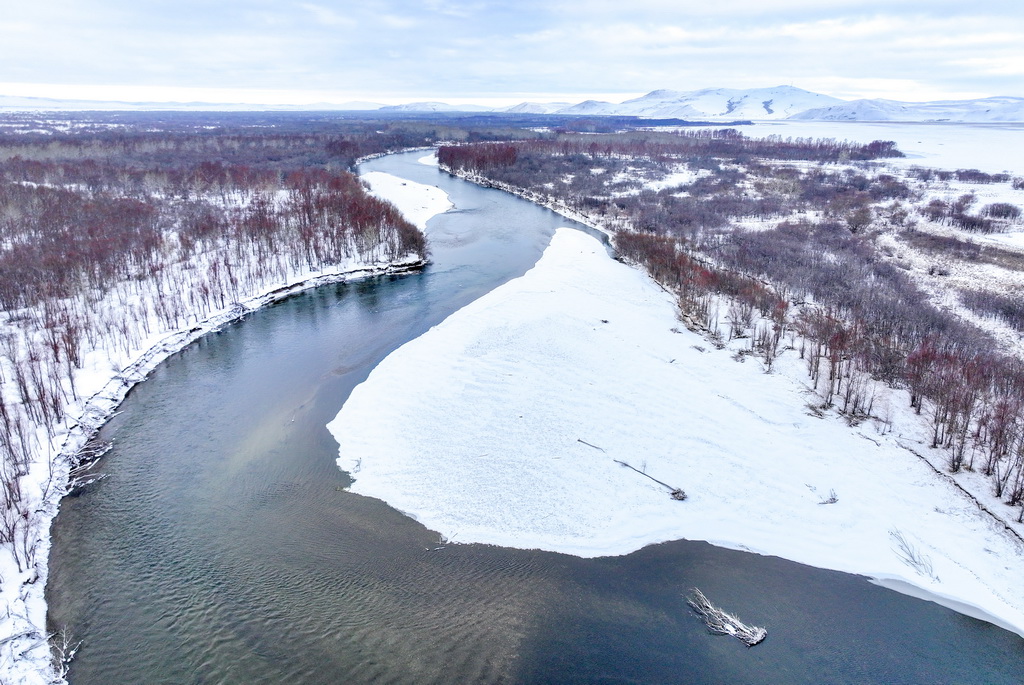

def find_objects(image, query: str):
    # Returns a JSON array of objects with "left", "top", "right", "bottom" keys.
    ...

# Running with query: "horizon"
[{"left": 0, "top": 83, "right": 1019, "bottom": 109}]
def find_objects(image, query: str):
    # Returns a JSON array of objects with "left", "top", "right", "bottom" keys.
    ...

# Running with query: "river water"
[{"left": 47, "top": 150, "right": 1024, "bottom": 684}]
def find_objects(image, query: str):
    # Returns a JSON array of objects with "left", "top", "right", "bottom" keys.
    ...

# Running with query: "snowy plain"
[
  {"left": 736, "top": 120, "right": 1024, "bottom": 176},
  {"left": 330, "top": 139, "right": 1024, "bottom": 639}
]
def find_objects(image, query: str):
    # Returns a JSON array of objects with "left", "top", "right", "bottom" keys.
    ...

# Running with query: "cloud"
[
  {"left": 949, "top": 57, "right": 1024, "bottom": 77},
  {"left": 422, "top": 0, "right": 487, "bottom": 18},
  {"left": 0, "top": 0, "right": 1020, "bottom": 102},
  {"left": 380, "top": 14, "right": 418, "bottom": 29},
  {"left": 301, "top": 3, "right": 356, "bottom": 27},
  {"left": 0, "top": 21, "right": 33, "bottom": 34}
]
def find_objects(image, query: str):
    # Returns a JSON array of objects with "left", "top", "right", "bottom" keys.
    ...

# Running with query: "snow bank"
[
  {"left": 330, "top": 228, "right": 1024, "bottom": 637},
  {"left": 361, "top": 169, "right": 452, "bottom": 230}
]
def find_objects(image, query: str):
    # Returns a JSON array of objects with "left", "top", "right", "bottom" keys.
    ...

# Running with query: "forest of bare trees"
[
  {"left": 0, "top": 118, "right": 445, "bottom": 581},
  {"left": 439, "top": 131, "right": 1024, "bottom": 522}
]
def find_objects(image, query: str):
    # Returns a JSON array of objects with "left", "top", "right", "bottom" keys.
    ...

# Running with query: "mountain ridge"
[
  {"left": 791, "top": 95, "right": 1024, "bottom": 123},
  {"left": 2, "top": 88, "right": 1022, "bottom": 122}
]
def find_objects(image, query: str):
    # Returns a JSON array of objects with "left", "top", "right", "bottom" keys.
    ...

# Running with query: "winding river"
[{"left": 47, "top": 150, "right": 1024, "bottom": 684}]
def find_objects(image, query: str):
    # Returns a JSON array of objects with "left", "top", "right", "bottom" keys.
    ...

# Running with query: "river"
[{"left": 46, "top": 150, "right": 1024, "bottom": 684}]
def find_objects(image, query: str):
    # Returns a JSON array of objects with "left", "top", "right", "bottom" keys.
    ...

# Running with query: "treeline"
[
  {"left": 0, "top": 110, "right": 550, "bottom": 171},
  {"left": 440, "top": 135, "right": 1024, "bottom": 522},
  {"left": 961, "top": 290, "right": 1024, "bottom": 333},
  {"left": 0, "top": 155, "right": 282, "bottom": 198},
  {"left": 0, "top": 129, "right": 415, "bottom": 175},
  {"left": 441, "top": 137, "right": 911, "bottom": 238},
  {"left": 438, "top": 130, "right": 902, "bottom": 173},
  {"left": 920, "top": 194, "right": 1022, "bottom": 234},
  {"left": 908, "top": 166, "right": 1014, "bottom": 185}
]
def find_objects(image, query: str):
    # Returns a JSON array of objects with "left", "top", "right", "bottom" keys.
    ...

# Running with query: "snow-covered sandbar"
[
  {"left": 361, "top": 167, "right": 452, "bottom": 231},
  {"left": 329, "top": 227, "right": 1024, "bottom": 637}
]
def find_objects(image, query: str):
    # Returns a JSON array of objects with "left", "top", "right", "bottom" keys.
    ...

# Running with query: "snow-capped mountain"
[
  {"left": 791, "top": 96, "right": 1024, "bottom": 122},
  {"left": 2, "top": 88, "right": 1022, "bottom": 122},
  {"left": 390, "top": 90, "right": 1024, "bottom": 121},
  {"left": 554, "top": 99, "right": 617, "bottom": 115},
  {"left": 500, "top": 101, "right": 573, "bottom": 114},
  {"left": 557, "top": 86, "right": 844, "bottom": 120},
  {"left": 378, "top": 101, "right": 493, "bottom": 113}
]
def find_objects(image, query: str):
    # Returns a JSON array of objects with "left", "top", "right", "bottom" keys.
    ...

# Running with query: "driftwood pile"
[
  {"left": 66, "top": 439, "right": 112, "bottom": 494},
  {"left": 686, "top": 588, "right": 767, "bottom": 647}
]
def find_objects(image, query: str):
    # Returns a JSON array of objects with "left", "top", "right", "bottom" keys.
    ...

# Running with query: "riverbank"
[
  {"left": 440, "top": 164, "right": 617, "bottom": 240},
  {"left": 330, "top": 227, "right": 1024, "bottom": 639},
  {"left": 1, "top": 170, "right": 450, "bottom": 685}
]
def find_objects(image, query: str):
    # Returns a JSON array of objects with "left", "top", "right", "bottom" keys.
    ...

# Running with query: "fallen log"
[{"left": 613, "top": 459, "right": 686, "bottom": 501}]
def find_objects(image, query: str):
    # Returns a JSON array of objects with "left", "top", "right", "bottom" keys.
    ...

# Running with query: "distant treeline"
[{"left": 438, "top": 130, "right": 903, "bottom": 171}]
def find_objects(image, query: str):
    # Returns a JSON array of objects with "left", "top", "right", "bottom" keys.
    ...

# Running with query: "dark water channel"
[{"left": 47, "top": 150, "right": 1024, "bottom": 684}]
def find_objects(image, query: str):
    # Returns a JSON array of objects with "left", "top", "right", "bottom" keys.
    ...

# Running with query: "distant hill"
[
  {"left": 499, "top": 101, "right": 573, "bottom": 114},
  {"left": 378, "top": 101, "right": 492, "bottom": 113},
  {"left": 2, "top": 88, "right": 1022, "bottom": 122},
  {"left": 790, "top": 96, "right": 1024, "bottom": 122},
  {"left": 556, "top": 86, "right": 844, "bottom": 120}
]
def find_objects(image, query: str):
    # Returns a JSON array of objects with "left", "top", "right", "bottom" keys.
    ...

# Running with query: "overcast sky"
[{"left": 1, "top": 0, "right": 1021, "bottom": 105}]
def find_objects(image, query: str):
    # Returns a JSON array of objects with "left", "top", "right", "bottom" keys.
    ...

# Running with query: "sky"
[{"left": 1, "top": 0, "right": 1021, "bottom": 106}]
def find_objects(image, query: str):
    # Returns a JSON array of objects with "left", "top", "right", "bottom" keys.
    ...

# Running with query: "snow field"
[
  {"left": 330, "top": 227, "right": 1024, "bottom": 637},
  {"left": 735, "top": 120, "right": 1024, "bottom": 176}
]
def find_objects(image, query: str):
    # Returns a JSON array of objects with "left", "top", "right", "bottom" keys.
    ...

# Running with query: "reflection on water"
[{"left": 47, "top": 151, "right": 1024, "bottom": 684}]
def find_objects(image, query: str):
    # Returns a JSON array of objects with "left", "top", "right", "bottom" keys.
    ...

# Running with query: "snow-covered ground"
[
  {"left": 790, "top": 96, "right": 1024, "bottom": 124},
  {"left": 982, "top": 232, "right": 1024, "bottom": 251},
  {"left": 658, "top": 122, "right": 1024, "bottom": 361},
  {"left": 360, "top": 153, "right": 453, "bottom": 229},
  {"left": 556, "top": 86, "right": 844, "bottom": 120},
  {"left": 330, "top": 227, "right": 1024, "bottom": 638},
  {"left": 735, "top": 120, "right": 1024, "bottom": 176}
]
